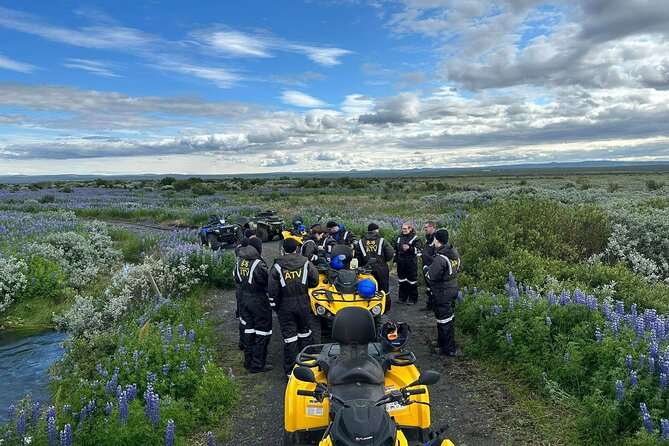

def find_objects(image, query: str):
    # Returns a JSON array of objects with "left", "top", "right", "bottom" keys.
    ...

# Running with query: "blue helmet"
[
  {"left": 358, "top": 278, "right": 377, "bottom": 299},
  {"left": 330, "top": 254, "right": 345, "bottom": 270}
]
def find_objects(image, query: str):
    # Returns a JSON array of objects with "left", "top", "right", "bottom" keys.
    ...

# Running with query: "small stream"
[{"left": 0, "top": 330, "right": 67, "bottom": 424}]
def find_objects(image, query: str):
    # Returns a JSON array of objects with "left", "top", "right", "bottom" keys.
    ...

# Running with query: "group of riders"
[{"left": 233, "top": 219, "right": 460, "bottom": 378}]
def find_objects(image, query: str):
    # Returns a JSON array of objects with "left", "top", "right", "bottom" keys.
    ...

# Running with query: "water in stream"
[{"left": 0, "top": 330, "right": 67, "bottom": 424}]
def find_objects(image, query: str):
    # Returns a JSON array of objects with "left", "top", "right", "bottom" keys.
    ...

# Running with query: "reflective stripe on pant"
[
  {"left": 433, "top": 288, "right": 457, "bottom": 355},
  {"left": 397, "top": 256, "right": 418, "bottom": 303},
  {"left": 240, "top": 294, "right": 273, "bottom": 371},
  {"left": 277, "top": 298, "right": 313, "bottom": 374}
]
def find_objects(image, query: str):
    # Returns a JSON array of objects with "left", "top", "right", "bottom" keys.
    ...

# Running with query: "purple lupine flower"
[
  {"left": 199, "top": 356, "right": 206, "bottom": 366},
  {"left": 508, "top": 295, "right": 514, "bottom": 311},
  {"left": 188, "top": 329, "right": 196, "bottom": 343},
  {"left": 587, "top": 296, "right": 597, "bottom": 311},
  {"left": 163, "top": 364, "right": 170, "bottom": 375},
  {"left": 165, "top": 325, "right": 173, "bottom": 343},
  {"left": 165, "top": 419, "right": 175, "bottom": 446},
  {"left": 507, "top": 272, "right": 516, "bottom": 290},
  {"left": 179, "top": 361, "right": 187, "bottom": 373},
  {"left": 175, "top": 344, "right": 181, "bottom": 352},
  {"left": 547, "top": 290, "right": 556, "bottom": 306},
  {"left": 47, "top": 415, "right": 57, "bottom": 445},
  {"left": 506, "top": 333, "right": 513, "bottom": 344},
  {"left": 31, "top": 401, "right": 41, "bottom": 426},
  {"left": 60, "top": 424, "right": 72, "bottom": 446},
  {"left": 626, "top": 355, "right": 633, "bottom": 371},
  {"left": 15, "top": 409, "right": 26, "bottom": 437},
  {"left": 118, "top": 346, "right": 126, "bottom": 356},
  {"left": 105, "top": 402, "right": 113, "bottom": 419},
  {"left": 661, "top": 419, "right": 669, "bottom": 441},
  {"left": 630, "top": 371, "right": 638, "bottom": 387},
  {"left": 650, "top": 340, "right": 659, "bottom": 359},
  {"left": 207, "top": 431, "right": 214, "bottom": 446},
  {"left": 634, "top": 317, "right": 645, "bottom": 337},
  {"left": 649, "top": 357, "right": 656, "bottom": 374},
  {"left": 125, "top": 384, "right": 137, "bottom": 401},
  {"left": 105, "top": 372, "right": 118, "bottom": 396},
  {"left": 640, "top": 403, "right": 654, "bottom": 434},
  {"left": 95, "top": 363, "right": 105, "bottom": 376},
  {"left": 660, "top": 373, "right": 667, "bottom": 389},
  {"left": 150, "top": 393, "right": 161, "bottom": 427},
  {"left": 132, "top": 350, "right": 139, "bottom": 362},
  {"left": 631, "top": 303, "right": 637, "bottom": 318},
  {"left": 616, "top": 380, "right": 624, "bottom": 402},
  {"left": 558, "top": 289, "right": 571, "bottom": 306},
  {"left": 545, "top": 316, "right": 552, "bottom": 327},
  {"left": 457, "top": 290, "right": 463, "bottom": 303},
  {"left": 196, "top": 318, "right": 203, "bottom": 326},
  {"left": 8, "top": 404, "right": 15, "bottom": 419},
  {"left": 178, "top": 324, "right": 185, "bottom": 337},
  {"left": 615, "top": 301, "right": 624, "bottom": 316},
  {"left": 118, "top": 391, "right": 128, "bottom": 424},
  {"left": 62, "top": 405, "right": 71, "bottom": 414},
  {"left": 45, "top": 405, "right": 56, "bottom": 421},
  {"left": 147, "top": 371, "right": 157, "bottom": 383},
  {"left": 185, "top": 344, "right": 191, "bottom": 352},
  {"left": 595, "top": 327, "right": 603, "bottom": 343}
]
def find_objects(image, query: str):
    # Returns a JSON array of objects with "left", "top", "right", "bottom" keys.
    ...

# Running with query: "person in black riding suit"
[
  {"left": 395, "top": 222, "right": 423, "bottom": 306},
  {"left": 421, "top": 221, "right": 437, "bottom": 310},
  {"left": 300, "top": 224, "right": 326, "bottom": 264},
  {"left": 234, "top": 229, "right": 259, "bottom": 349},
  {"left": 353, "top": 223, "right": 395, "bottom": 312},
  {"left": 324, "top": 220, "right": 356, "bottom": 256},
  {"left": 426, "top": 229, "right": 460, "bottom": 356},
  {"left": 234, "top": 238, "right": 273, "bottom": 372},
  {"left": 269, "top": 238, "right": 320, "bottom": 377}
]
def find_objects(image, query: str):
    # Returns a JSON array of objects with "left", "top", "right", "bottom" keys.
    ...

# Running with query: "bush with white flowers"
[{"left": 0, "top": 256, "right": 28, "bottom": 313}]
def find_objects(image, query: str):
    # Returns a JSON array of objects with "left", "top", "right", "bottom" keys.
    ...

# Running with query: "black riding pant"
[
  {"left": 240, "top": 294, "right": 273, "bottom": 371},
  {"left": 371, "top": 263, "right": 391, "bottom": 313},
  {"left": 422, "top": 265, "right": 434, "bottom": 309},
  {"left": 397, "top": 256, "right": 418, "bottom": 304},
  {"left": 277, "top": 298, "right": 313, "bottom": 374},
  {"left": 433, "top": 286, "right": 457, "bottom": 355}
]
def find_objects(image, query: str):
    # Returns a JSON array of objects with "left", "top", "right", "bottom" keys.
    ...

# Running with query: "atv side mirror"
[
  {"left": 293, "top": 367, "right": 316, "bottom": 383},
  {"left": 408, "top": 370, "right": 440, "bottom": 387}
]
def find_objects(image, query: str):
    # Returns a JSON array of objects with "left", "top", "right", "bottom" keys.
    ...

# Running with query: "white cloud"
[
  {"left": 63, "top": 58, "right": 120, "bottom": 78},
  {"left": 201, "top": 30, "right": 271, "bottom": 57},
  {"left": 281, "top": 90, "right": 327, "bottom": 108},
  {"left": 0, "top": 53, "right": 37, "bottom": 73}
]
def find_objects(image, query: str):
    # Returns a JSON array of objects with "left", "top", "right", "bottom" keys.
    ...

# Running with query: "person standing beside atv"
[
  {"left": 234, "top": 238, "right": 273, "bottom": 372},
  {"left": 269, "top": 238, "right": 320, "bottom": 377},
  {"left": 421, "top": 221, "right": 437, "bottom": 310},
  {"left": 354, "top": 223, "right": 394, "bottom": 312},
  {"left": 395, "top": 222, "right": 423, "bottom": 306},
  {"left": 234, "top": 229, "right": 257, "bottom": 257},
  {"left": 426, "top": 229, "right": 460, "bottom": 356},
  {"left": 324, "top": 220, "right": 356, "bottom": 255},
  {"left": 300, "top": 224, "right": 326, "bottom": 264},
  {"left": 234, "top": 229, "right": 259, "bottom": 349}
]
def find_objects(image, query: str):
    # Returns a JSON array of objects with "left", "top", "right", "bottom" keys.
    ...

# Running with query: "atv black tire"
[
  {"left": 207, "top": 233, "right": 220, "bottom": 251},
  {"left": 257, "top": 227, "right": 269, "bottom": 243},
  {"left": 283, "top": 431, "right": 295, "bottom": 446}
]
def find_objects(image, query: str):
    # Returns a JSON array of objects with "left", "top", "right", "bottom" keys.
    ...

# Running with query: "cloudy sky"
[{"left": 1, "top": 0, "right": 669, "bottom": 175}]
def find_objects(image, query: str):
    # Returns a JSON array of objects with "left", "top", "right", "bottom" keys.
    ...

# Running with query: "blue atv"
[{"left": 199, "top": 215, "right": 244, "bottom": 250}]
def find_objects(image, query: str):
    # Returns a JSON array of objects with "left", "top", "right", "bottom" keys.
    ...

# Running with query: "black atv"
[
  {"left": 239, "top": 210, "right": 284, "bottom": 242},
  {"left": 199, "top": 215, "right": 243, "bottom": 250}
]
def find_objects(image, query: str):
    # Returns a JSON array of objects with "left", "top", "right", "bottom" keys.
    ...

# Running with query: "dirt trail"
[{"left": 205, "top": 241, "right": 541, "bottom": 446}]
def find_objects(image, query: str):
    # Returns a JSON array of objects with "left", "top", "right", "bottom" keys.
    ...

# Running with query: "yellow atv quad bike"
[
  {"left": 310, "top": 245, "right": 386, "bottom": 342},
  {"left": 284, "top": 307, "right": 455, "bottom": 446},
  {"left": 282, "top": 218, "right": 309, "bottom": 250}
]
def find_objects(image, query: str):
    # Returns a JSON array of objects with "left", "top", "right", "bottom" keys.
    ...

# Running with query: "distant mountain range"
[{"left": 1, "top": 160, "right": 668, "bottom": 183}]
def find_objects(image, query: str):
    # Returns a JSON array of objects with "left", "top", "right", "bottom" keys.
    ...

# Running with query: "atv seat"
[{"left": 327, "top": 307, "right": 385, "bottom": 402}]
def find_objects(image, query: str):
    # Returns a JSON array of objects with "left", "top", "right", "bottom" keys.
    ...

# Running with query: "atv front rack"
[{"left": 311, "top": 289, "right": 384, "bottom": 304}]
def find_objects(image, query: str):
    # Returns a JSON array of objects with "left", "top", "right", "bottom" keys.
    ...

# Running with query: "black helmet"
[{"left": 379, "top": 321, "right": 410, "bottom": 352}]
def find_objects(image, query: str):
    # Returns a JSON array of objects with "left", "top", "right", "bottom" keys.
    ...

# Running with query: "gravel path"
[{"left": 205, "top": 241, "right": 542, "bottom": 446}]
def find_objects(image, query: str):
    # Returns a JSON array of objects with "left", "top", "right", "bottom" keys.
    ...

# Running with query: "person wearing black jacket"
[
  {"left": 395, "top": 222, "right": 423, "bottom": 306},
  {"left": 234, "top": 229, "right": 259, "bottom": 349},
  {"left": 354, "top": 223, "right": 395, "bottom": 311},
  {"left": 300, "top": 224, "right": 326, "bottom": 264},
  {"left": 324, "top": 221, "right": 356, "bottom": 255},
  {"left": 269, "top": 238, "right": 320, "bottom": 377},
  {"left": 426, "top": 229, "right": 460, "bottom": 356},
  {"left": 234, "top": 238, "right": 273, "bottom": 372},
  {"left": 421, "top": 221, "right": 437, "bottom": 310}
]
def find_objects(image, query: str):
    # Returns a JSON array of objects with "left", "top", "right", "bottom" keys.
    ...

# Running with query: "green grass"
[
  {"left": 109, "top": 227, "right": 145, "bottom": 262},
  {"left": 0, "top": 296, "right": 74, "bottom": 330}
]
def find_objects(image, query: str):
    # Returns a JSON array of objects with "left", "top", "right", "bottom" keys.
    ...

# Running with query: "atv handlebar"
[
  {"left": 295, "top": 352, "right": 320, "bottom": 367},
  {"left": 390, "top": 350, "right": 416, "bottom": 366},
  {"left": 297, "top": 390, "right": 317, "bottom": 397}
]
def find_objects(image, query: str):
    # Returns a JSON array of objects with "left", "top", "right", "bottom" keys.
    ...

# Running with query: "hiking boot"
[{"left": 250, "top": 364, "right": 274, "bottom": 373}]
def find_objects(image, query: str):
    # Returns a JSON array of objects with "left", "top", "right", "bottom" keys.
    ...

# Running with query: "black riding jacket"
[
  {"left": 234, "top": 245, "right": 269, "bottom": 299},
  {"left": 300, "top": 234, "right": 321, "bottom": 263},
  {"left": 269, "top": 253, "right": 319, "bottom": 309},
  {"left": 426, "top": 243, "right": 460, "bottom": 294},
  {"left": 354, "top": 231, "right": 394, "bottom": 266},
  {"left": 394, "top": 232, "right": 423, "bottom": 261},
  {"left": 422, "top": 234, "right": 436, "bottom": 268}
]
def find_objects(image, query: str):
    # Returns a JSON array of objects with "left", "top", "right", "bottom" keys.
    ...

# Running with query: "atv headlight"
[
  {"left": 316, "top": 305, "right": 326, "bottom": 316},
  {"left": 371, "top": 305, "right": 382, "bottom": 316}
]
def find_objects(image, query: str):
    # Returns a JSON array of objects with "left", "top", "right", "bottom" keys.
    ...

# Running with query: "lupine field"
[{"left": 1, "top": 169, "right": 669, "bottom": 445}]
